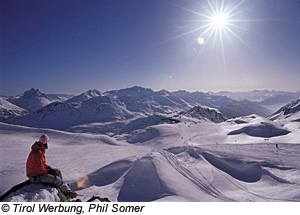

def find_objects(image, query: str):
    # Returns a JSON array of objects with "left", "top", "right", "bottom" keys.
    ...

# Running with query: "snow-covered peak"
[
  {"left": 107, "top": 86, "right": 154, "bottom": 98},
  {"left": 6, "top": 93, "right": 134, "bottom": 130},
  {"left": 66, "top": 89, "right": 102, "bottom": 103},
  {"left": 0, "top": 97, "right": 28, "bottom": 121},
  {"left": 281, "top": 99, "right": 300, "bottom": 115},
  {"left": 106, "top": 87, "right": 186, "bottom": 114},
  {"left": 156, "top": 89, "right": 170, "bottom": 96},
  {"left": 84, "top": 89, "right": 102, "bottom": 98},
  {"left": 8, "top": 88, "right": 61, "bottom": 112},
  {"left": 269, "top": 99, "right": 300, "bottom": 120},
  {"left": 81, "top": 94, "right": 126, "bottom": 107},
  {"left": 184, "top": 106, "right": 227, "bottom": 123},
  {"left": 23, "top": 88, "right": 45, "bottom": 98}
]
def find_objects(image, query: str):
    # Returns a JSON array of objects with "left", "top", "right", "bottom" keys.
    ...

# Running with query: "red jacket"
[{"left": 26, "top": 142, "right": 50, "bottom": 177}]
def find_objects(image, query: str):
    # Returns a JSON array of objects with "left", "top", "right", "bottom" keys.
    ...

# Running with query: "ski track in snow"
[{"left": 159, "top": 150, "right": 235, "bottom": 201}]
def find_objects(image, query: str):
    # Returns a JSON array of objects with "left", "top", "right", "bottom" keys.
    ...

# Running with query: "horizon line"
[{"left": 2, "top": 86, "right": 300, "bottom": 97}]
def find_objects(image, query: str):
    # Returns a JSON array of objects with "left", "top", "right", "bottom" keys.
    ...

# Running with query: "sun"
[
  {"left": 162, "top": 0, "right": 256, "bottom": 70},
  {"left": 198, "top": 0, "right": 252, "bottom": 50},
  {"left": 166, "top": 0, "right": 250, "bottom": 47},
  {"left": 210, "top": 12, "right": 229, "bottom": 30},
  {"left": 162, "top": 0, "right": 253, "bottom": 59}
]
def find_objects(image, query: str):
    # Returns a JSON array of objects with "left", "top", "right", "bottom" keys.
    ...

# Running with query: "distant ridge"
[{"left": 2, "top": 86, "right": 294, "bottom": 133}]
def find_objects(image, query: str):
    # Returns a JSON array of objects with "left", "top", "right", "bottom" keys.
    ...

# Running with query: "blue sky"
[{"left": 1, "top": 0, "right": 300, "bottom": 96}]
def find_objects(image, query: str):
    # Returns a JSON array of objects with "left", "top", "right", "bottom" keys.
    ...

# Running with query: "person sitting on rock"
[{"left": 26, "top": 134, "right": 78, "bottom": 199}]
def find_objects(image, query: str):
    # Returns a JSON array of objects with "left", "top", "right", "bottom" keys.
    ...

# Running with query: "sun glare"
[
  {"left": 210, "top": 13, "right": 229, "bottom": 30},
  {"left": 199, "top": 0, "right": 253, "bottom": 51},
  {"left": 168, "top": 0, "right": 252, "bottom": 50},
  {"left": 163, "top": 0, "right": 254, "bottom": 67}
]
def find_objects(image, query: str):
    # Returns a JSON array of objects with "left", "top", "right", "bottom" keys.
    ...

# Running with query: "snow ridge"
[
  {"left": 183, "top": 106, "right": 226, "bottom": 123},
  {"left": 8, "top": 88, "right": 64, "bottom": 112},
  {"left": 269, "top": 99, "right": 300, "bottom": 120},
  {"left": 0, "top": 97, "right": 28, "bottom": 121}
]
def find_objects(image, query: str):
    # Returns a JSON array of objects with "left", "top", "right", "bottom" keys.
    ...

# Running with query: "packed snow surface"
[{"left": 1, "top": 109, "right": 300, "bottom": 201}]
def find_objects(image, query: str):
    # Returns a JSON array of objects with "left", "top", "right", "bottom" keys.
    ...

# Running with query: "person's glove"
[{"left": 47, "top": 167, "right": 57, "bottom": 176}]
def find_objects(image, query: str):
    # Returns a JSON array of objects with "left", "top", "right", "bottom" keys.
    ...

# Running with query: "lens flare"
[
  {"left": 76, "top": 175, "right": 90, "bottom": 189},
  {"left": 197, "top": 37, "right": 205, "bottom": 45}
]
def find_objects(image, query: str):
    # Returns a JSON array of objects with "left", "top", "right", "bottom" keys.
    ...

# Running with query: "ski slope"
[{"left": 1, "top": 110, "right": 300, "bottom": 202}]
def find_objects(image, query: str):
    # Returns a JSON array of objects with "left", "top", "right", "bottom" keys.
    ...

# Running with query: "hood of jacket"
[{"left": 31, "top": 142, "right": 46, "bottom": 152}]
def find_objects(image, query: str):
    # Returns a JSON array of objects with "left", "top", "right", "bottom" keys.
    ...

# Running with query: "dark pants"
[{"left": 29, "top": 168, "right": 71, "bottom": 195}]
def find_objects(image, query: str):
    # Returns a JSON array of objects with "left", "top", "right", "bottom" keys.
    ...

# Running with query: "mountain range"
[
  {"left": 0, "top": 87, "right": 299, "bottom": 134},
  {"left": 214, "top": 90, "right": 300, "bottom": 103}
]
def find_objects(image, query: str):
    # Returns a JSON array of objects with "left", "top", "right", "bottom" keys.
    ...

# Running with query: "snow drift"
[
  {"left": 228, "top": 122, "right": 290, "bottom": 138},
  {"left": 3, "top": 183, "right": 60, "bottom": 202}
]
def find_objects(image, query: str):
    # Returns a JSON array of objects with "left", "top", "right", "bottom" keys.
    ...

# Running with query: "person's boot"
[{"left": 66, "top": 191, "right": 78, "bottom": 199}]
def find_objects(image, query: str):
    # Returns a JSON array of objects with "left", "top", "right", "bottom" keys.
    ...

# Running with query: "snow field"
[{"left": 1, "top": 109, "right": 300, "bottom": 202}]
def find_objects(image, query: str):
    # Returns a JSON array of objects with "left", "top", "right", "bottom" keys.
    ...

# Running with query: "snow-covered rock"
[
  {"left": 8, "top": 88, "right": 64, "bottom": 112},
  {"left": 66, "top": 89, "right": 103, "bottom": 103},
  {"left": 0, "top": 97, "right": 28, "bottom": 121},
  {"left": 183, "top": 106, "right": 227, "bottom": 123},
  {"left": 107, "top": 86, "right": 190, "bottom": 115},
  {"left": 269, "top": 99, "right": 300, "bottom": 121},
  {"left": 2, "top": 183, "right": 60, "bottom": 202},
  {"left": 6, "top": 94, "right": 134, "bottom": 130}
]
